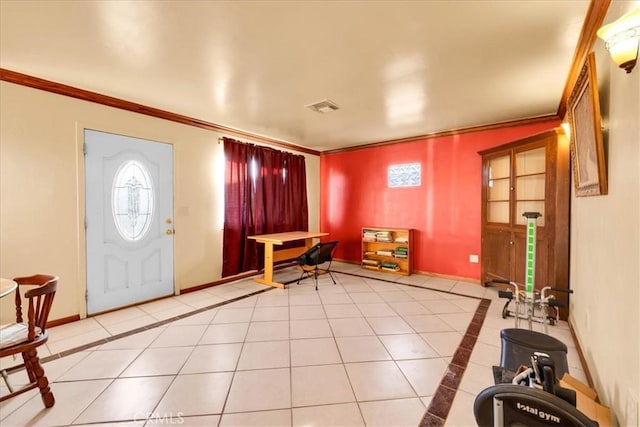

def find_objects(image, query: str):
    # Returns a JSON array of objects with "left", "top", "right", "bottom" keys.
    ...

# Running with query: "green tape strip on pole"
[{"left": 523, "top": 212, "right": 541, "bottom": 299}]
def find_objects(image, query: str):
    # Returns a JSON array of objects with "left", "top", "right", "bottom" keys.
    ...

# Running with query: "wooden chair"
[
  {"left": 0, "top": 274, "right": 58, "bottom": 408},
  {"left": 296, "top": 241, "right": 339, "bottom": 290}
]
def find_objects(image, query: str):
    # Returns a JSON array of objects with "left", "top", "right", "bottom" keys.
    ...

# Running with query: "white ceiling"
[{"left": 0, "top": 1, "right": 592, "bottom": 152}]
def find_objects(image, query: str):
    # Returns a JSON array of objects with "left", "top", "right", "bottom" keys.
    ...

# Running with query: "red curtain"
[{"left": 222, "top": 137, "right": 309, "bottom": 277}]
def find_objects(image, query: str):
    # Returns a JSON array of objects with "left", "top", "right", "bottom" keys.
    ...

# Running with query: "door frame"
[{"left": 75, "top": 122, "right": 177, "bottom": 319}]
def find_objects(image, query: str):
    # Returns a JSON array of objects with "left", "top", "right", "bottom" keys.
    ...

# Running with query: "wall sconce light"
[{"left": 596, "top": 8, "right": 640, "bottom": 73}]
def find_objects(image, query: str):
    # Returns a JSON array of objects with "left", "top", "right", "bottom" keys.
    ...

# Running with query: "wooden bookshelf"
[{"left": 361, "top": 227, "right": 413, "bottom": 276}]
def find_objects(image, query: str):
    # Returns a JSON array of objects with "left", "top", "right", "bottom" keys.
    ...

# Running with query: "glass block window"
[
  {"left": 112, "top": 160, "right": 154, "bottom": 241},
  {"left": 388, "top": 163, "right": 421, "bottom": 187}
]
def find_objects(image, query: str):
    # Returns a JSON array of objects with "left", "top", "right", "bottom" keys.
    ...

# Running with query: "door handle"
[{"left": 166, "top": 229, "right": 174, "bottom": 235}]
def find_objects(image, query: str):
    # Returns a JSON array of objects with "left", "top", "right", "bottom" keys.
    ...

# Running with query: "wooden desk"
[{"left": 248, "top": 231, "right": 329, "bottom": 288}]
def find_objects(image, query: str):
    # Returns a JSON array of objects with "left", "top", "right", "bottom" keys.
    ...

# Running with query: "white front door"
[{"left": 85, "top": 129, "right": 174, "bottom": 315}]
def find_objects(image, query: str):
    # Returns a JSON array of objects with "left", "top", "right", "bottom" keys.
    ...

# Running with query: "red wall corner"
[{"left": 320, "top": 120, "right": 560, "bottom": 281}]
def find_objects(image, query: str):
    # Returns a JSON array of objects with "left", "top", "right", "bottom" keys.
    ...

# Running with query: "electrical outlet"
[{"left": 469, "top": 254, "right": 479, "bottom": 263}]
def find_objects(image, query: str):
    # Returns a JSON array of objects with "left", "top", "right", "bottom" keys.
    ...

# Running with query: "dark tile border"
[
  {"left": 333, "top": 270, "right": 493, "bottom": 425},
  {"left": 6, "top": 268, "right": 493, "bottom": 427},
  {"left": 4, "top": 286, "right": 274, "bottom": 374},
  {"left": 419, "top": 298, "right": 491, "bottom": 425}
]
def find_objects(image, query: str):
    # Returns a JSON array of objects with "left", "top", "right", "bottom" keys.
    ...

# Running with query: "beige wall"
[
  {"left": 0, "top": 82, "right": 320, "bottom": 323},
  {"left": 569, "top": 2, "right": 640, "bottom": 425}
]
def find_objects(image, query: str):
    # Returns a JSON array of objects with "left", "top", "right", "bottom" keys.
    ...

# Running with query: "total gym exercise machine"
[{"left": 491, "top": 212, "right": 572, "bottom": 333}]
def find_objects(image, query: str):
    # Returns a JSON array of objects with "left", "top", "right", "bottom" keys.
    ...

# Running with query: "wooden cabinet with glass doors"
[{"left": 479, "top": 128, "right": 570, "bottom": 316}]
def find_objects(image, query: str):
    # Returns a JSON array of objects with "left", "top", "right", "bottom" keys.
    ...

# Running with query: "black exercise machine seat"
[
  {"left": 474, "top": 384, "right": 598, "bottom": 427},
  {"left": 501, "top": 328, "right": 569, "bottom": 379}
]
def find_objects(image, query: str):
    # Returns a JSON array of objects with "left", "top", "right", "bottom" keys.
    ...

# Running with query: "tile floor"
[{"left": 0, "top": 262, "right": 587, "bottom": 426}]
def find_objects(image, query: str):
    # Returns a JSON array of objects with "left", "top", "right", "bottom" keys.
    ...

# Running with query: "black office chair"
[{"left": 296, "top": 241, "right": 339, "bottom": 290}]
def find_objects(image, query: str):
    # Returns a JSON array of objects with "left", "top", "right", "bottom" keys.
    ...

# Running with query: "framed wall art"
[{"left": 566, "top": 52, "right": 607, "bottom": 196}]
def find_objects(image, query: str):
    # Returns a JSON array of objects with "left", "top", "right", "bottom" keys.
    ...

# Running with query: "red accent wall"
[{"left": 320, "top": 120, "right": 561, "bottom": 281}]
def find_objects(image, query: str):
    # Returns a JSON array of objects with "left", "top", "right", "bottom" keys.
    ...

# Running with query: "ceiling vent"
[{"left": 305, "top": 99, "right": 340, "bottom": 113}]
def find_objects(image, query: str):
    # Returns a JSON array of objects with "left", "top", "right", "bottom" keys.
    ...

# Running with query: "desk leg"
[{"left": 253, "top": 242, "right": 285, "bottom": 289}]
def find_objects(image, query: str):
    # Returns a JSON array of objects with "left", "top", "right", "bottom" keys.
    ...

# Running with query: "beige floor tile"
[
  {"left": 237, "top": 340, "right": 290, "bottom": 370},
  {"left": 449, "top": 296, "right": 481, "bottom": 312},
  {"left": 292, "top": 402, "right": 364, "bottom": 427},
  {"left": 356, "top": 302, "right": 396, "bottom": 317},
  {"left": 290, "top": 338, "right": 342, "bottom": 367},
  {"left": 349, "top": 292, "right": 384, "bottom": 304},
  {"left": 120, "top": 347, "right": 193, "bottom": 377},
  {"left": 446, "top": 389, "right": 478, "bottom": 427},
  {"left": 291, "top": 364, "right": 355, "bottom": 407},
  {"left": 219, "top": 409, "right": 291, "bottom": 426},
  {"left": 138, "top": 297, "right": 191, "bottom": 314},
  {"left": 397, "top": 358, "right": 449, "bottom": 396},
  {"left": 420, "top": 331, "right": 463, "bottom": 357},
  {"left": 211, "top": 307, "right": 254, "bottom": 324},
  {"left": 0, "top": 379, "right": 111, "bottom": 427},
  {"left": 335, "top": 336, "right": 391, "bottom": 362},
  {"left": 290, "top": 319, "right": 333, "bottom": 339},
  {"left": 169, "top": 309, "right": 217, "bottom": 326},
  {"left": 180, "top": 343, "right": 242, "bottom": 374},
  {"left": 403, "top": 314, "right": 455, "bottom": 333},
  {"left": 366, "top": 316, "right": 414, "bottom": 335},
  {"left": 328, "top": 318, "right": 375, "bottom": 337},
  {"left": 289, "top": 305, "right": 327, "bottom": 320},
  {"left": 323, "top": 304, "right": 363, "bottom": 319},
  {"left": 319, "top": 293, "right": 354, "bottom": 305},
  {"left": 74, "top": 376, "right": 174, "bottom": 424},
  {"left": 255, "top": 294, "right": 289, "bottom": 307},
  {"left": 420, "top": 299, "right": 466, "bottom": 314},
  {"left": 154, "top": 372, "right": 233, "bottom": 416},
  {"left": 58, "top": 349, "right": 142, "bottom": 380},
  {"left": 224, "top": 368, "right": 291, "bottom": 413},
  {"left": 245, "top": 320, "right": 289, "bottom": 342},
  {"left": 404, "top": 288, "right": 443, "bottom": 301},
  {"left": 437, "top": 312, "right": 475, "bottom": 332},
  {"left": 389, "top": 301, "right": 431, "bottom": 316},
  {"left": 377, "top": 291, "right": 415, "bottom": 303},
  {"left": 458, "top": 361, "right": 495, "bottom": 396},
  {"left": 378, "top": 334, "right": 439, "bottom": 360},
  {"left": 176, "top": 292, "right": 227, "bottom": 309},
  {"left": 46, "top": 328, "right": 112, "bottom": 354},
  {"left": 97, "top": 327, "right": 165, "bottom": 351},
  {"left": 0, "top": 267, "right": 583, "bottom": 426},
  {"left": 345, "top": 361, "right": 416, "bottom": 401},
  {"left": 468, "top": 341, "right": 501, "bottom": 368},
  {"left": 289, "top": 293, "right": 322, "bottom": 306},
  {"left": 75, "top": 421, "right": 144, "bottom": 426},
  {"left": 149, "top": 415, "right": 218, "bottom": 426},
  {"left": 342, "top": 284, "right": 374, "bottom": 293},
  {"left": 251, "top": 306, "right": 289, "bottom": 321},
  {"left": 42, "top": 351, "right": 92, "bottom": 381},
  {"left": 149, "top": 325, "right": 207, "bottom": 348},
  {"left": 92, "top": 307, "right": 147, "bottom": 328},
  {"left": 150, "top": 305, "right": 197, "bottom": 321},
  {"left": 367, "top": 281, "right": 405, "bottom": 292},
  {"left": 102, "top": 314, "right": 159, "bottom": 336},
  {"left": 359, "top": 397, "right": 427, "bottom": 427},
  {"left": 199, "top": 323, "right": 249, "bottom": 344}
]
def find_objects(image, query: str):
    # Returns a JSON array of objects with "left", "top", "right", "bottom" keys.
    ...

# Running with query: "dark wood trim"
[
  {"left": 47, "top": 314, "right": 80, "bottom": 328},
  {"left": 557, "top": 0, "right": 611, "bottom": 119},
  {"left": 0, "top": 68, "right": 320, "bottom": 156},
  {"left": 568, "top": 318, "right": 596, "bottom": 391},
  {"left": 322, "top": 115, "right": 560, "bottom": 155}
]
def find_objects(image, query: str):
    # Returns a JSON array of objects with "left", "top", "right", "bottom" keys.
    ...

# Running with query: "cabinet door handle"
[{"left": 509, "top": 241, "right": 513, "bottom": 245}]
